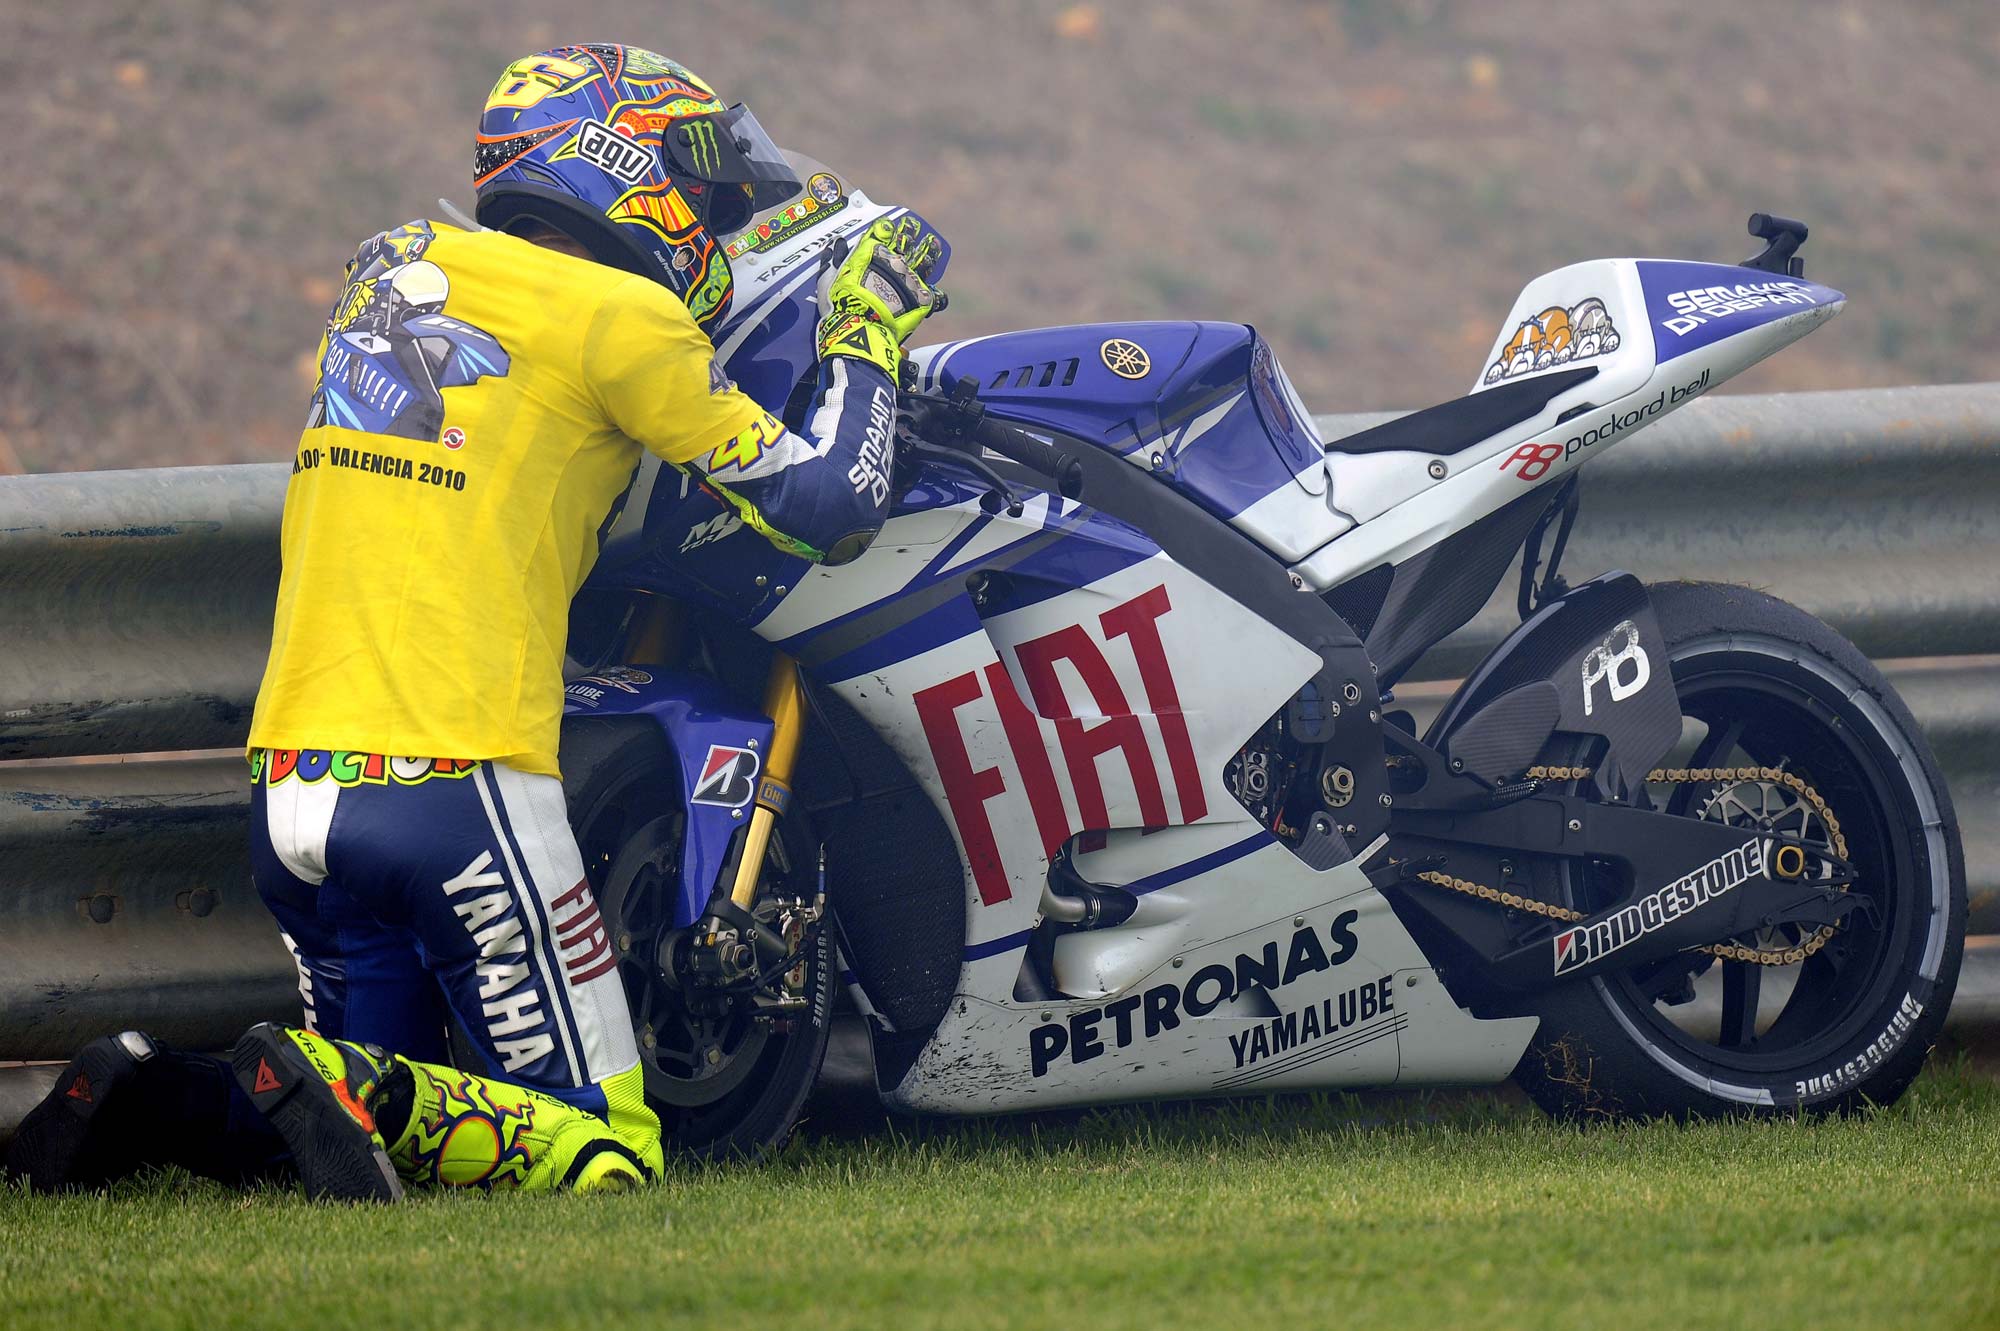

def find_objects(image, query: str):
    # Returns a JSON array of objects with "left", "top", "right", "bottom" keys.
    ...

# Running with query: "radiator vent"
[{"left": 988, "top": 358, "right": 1081, "bottom": 391}]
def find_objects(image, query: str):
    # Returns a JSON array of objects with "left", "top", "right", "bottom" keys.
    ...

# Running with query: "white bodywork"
[
  {"left": 634, "top": 222, "right": 1841, "bottom": 1113},
  {"left": 1297, "top": 258, "right": 1842, "bottom": 588},
  {"left": 769, "top": 497, "right": 1541, "bottom": 1112}
]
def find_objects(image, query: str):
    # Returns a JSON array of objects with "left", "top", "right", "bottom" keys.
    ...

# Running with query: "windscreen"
[{"left": 661, "top": 104, "right": 801, "bottom": 210}]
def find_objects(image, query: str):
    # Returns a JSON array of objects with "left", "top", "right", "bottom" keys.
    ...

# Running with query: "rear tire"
[
  {"left": 1514, "top": 581, "right": 1964, "bottom": 1119},
  {"left": 562, "top": 720, "right": 831, "bottom": 1160}
]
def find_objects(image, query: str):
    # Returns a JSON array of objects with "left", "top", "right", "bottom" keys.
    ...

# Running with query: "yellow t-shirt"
[{"left": 247, "top": 220, "right": 767, "bottom": 777}]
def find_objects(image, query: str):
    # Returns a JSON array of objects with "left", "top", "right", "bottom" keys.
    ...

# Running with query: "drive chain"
[{"left": 1407, "top": 765, "right": 1848, "bottom": 967}]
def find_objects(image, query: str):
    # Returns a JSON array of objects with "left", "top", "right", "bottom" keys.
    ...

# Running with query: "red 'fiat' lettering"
[
  {"left": 1015, "top": 623, "right": 1171, "bottom": 834},
  {"left": 1099, "top": 584, "right": 1207, "bottom": 822},
  {"left": 985, "top": 661, "right": 1068, "bottom": 858},
  {"left": 913, "top": 670, "right": 1014, "bottom": 905},
  {"left": 915, "top": 583, "right": 1210, "bottom": 906}
]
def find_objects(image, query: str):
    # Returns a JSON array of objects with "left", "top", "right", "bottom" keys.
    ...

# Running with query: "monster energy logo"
[{"left": 682, "top": 119, "right": 721, "bottom": 176}]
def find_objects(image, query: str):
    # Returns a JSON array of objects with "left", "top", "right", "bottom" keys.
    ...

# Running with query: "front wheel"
[
  {"left": 1515, "top": 581, "right": 1965, "bottom": 1119},
  {"left": 561, "top": 720, "right": 832, "bottom": 1160}
]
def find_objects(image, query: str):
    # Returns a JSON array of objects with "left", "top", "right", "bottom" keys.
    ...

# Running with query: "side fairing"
[
  {"left": 580, "top": 469, "right": 1538, "bottom": 1106},
  {"left": 896, "top": 840, "right": 1538, "bottom": 1113},
  {"left": 756, "top": 486, "right": 1320, "bottom": 942}
]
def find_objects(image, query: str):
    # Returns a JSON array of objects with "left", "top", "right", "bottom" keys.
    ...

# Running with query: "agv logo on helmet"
[{"left": 571, "top": 121, "right": 655, "bottom": 187}]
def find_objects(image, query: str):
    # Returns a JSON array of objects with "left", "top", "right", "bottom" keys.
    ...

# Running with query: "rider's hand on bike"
[{"left": 815, "top": 218, "right": 944, "bottom": 382}]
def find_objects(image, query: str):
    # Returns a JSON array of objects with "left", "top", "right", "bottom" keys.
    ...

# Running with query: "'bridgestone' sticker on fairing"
[
  {"left": 691, "top": 744, "right": 761, "bottom": 808},
  {"left": 1552, "top": 838, "right": 1767, "bottom": 975}
]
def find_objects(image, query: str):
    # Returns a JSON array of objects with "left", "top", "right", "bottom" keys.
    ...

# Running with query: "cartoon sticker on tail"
[{"left": 1485, "top": 297, "right": 1621, "bottom": 384}]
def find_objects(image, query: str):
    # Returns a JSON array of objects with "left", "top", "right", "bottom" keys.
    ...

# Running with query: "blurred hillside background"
[{"left": 2, "top": 0, "right": 1996, "bottom": 473}]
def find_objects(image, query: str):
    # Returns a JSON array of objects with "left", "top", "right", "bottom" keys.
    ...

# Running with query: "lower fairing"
[{"left": 885, "top": 840, "right": 1538, "bottom": 1114}]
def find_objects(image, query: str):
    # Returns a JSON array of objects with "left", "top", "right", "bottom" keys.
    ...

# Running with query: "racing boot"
[
  {"left": 5, "top": 1031, "right": 291, "bottom": 1192},
  {"left": 5, "top": 1032, "right": 160, "bottom": 1192},
  {"left": 383, "top": 1059, "right": 657, "bottom": 1194},
  {"left": 231, "top": 1023, "right": 404, "bottom": 1202}
]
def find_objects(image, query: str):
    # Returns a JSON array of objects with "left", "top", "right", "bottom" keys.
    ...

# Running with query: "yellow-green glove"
[{"left": 815, "top": 217, "right": 943, "bottom": 382}]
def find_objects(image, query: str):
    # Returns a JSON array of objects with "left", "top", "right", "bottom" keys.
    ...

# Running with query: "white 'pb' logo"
[{"left": 1581, "top": 620, "right": 1650, "bottom": 716}]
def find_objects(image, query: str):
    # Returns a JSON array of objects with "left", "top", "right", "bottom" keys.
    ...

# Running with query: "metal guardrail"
[
  {"left": 0, "top": 465, "right": 285, "bottom": 761},
  {"left": 0, "top": 384, "right": 1995, "bottom": 1062}
]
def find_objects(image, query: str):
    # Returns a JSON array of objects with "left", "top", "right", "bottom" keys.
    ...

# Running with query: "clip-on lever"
[{"left": 901, "top": 379, "right": 1028, "bottom": 517}]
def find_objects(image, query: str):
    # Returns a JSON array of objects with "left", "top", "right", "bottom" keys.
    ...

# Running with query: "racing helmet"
[
  {"left": 378, "top": 260, "right": 450, "bottom": 317},
  {"left": 471, "top": 43, "right": 801, "bottom": 331}
]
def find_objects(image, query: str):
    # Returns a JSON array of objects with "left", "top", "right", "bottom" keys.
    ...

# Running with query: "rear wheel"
[
  {"left": 562, "top": 720, "right": 831, "bottom": 1160},
  {"left": 1515, "top": 581, "right": 1964, "bottom": 1119}
]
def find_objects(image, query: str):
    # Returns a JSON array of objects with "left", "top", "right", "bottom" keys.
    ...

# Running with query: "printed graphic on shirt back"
[{"left": 307, "top": 221, "right": 512, "bottom": 442}]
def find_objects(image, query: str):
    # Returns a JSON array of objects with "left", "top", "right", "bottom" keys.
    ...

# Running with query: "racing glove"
[
  {"left": 815, "top": 217, "right": 944, "bottom": 384},
  {"left": 593, "top": 217, "right": 945, "bottom": 568},
  {"left": 681, "top": 217, "right": 945, "bottom": 565}
]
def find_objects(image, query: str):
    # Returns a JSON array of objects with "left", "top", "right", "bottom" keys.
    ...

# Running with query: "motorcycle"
[{"left": 557, "top": 155, "right": 1965, "bottom": 1157}]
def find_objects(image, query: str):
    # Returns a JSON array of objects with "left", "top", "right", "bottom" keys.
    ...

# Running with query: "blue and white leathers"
[{"left": 250, "top": 754, "right": 638, "bottom": 1123}]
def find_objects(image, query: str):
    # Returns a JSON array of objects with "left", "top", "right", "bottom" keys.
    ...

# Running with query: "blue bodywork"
[
  {"left": 1635, "top": 259, "right": 1844, "bottom": 364},
  {"left": 921, "top": 321, "right": 1323, "bottom": 521},
  {"left": 563, "top": 668, "right": 776, "bottom": 928}
]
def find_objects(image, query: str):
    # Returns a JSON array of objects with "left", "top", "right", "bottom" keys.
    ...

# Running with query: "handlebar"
[
  {"left": 969, "top": 415, "right": 1086, "bottom": 498},
  {"left": 900, "top": 389, "right": 1085, "bottom": 502}
]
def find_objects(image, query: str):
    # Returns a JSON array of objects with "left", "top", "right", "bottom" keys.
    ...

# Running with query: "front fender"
[
  {"left": 564, "top": 667, "right": 776, "bottom": 928},
  {"left": 1425, "top": 572, "right": 1681, "bottom": 797}
]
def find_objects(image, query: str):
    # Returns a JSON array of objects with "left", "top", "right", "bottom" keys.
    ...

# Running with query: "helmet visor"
[{"left": 662, "top": 104, "right": 800, "bottom": 209}]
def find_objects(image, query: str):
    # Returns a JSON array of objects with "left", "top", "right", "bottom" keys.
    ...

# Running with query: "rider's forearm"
[{"left": 690, "top": 357, "right": 896, "bottom": 566}]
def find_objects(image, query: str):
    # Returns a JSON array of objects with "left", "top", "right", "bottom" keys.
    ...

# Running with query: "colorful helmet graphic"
[{"left": 471, "top": 43, "right": 802, "bottom": 331}]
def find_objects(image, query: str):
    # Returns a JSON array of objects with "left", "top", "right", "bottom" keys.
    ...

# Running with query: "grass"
[{"left": 3, "top": 1060, "right": 1997, "bottom": 1331}]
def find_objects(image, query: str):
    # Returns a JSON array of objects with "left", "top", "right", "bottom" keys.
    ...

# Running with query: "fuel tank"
[{"left": 912, "top": 322, "right": 1347, "bottom": 561}]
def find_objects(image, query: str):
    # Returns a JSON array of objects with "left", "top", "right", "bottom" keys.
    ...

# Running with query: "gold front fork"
[
  {"left": 726, "top": 652, "right": 807, "bottom": 910},
  {"left": 615, "top": 590, "right": 685, "bottom": 665}
]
